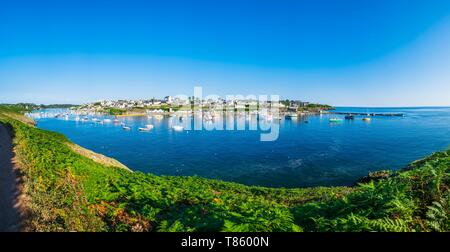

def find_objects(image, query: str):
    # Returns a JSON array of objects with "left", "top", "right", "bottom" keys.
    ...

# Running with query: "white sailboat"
[{"left": 172, "top": 125, "right": 184, "bottom": 131}]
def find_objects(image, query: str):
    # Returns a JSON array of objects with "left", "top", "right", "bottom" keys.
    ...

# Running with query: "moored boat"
[
  {"left": 285, "top": 113, "right": 298, "bottom": 120},
  {"left": 345, "top": 115, "right": 354, "bottom": 120},
  {"left": 329, "top": 118, "right": 343, "bottom": 122},
  {"left": 172, "top": 125, "right": 184, "bottom": 131}
]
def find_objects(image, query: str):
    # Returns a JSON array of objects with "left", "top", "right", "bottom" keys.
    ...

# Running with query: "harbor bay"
[{"left": 31, "top": 106, "right": 450, "bottom": 188}]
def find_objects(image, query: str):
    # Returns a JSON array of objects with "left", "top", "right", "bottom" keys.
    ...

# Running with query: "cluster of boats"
[
  {"left": 75, "top": 116, "right": 121, "bottom": 124},
  {"left": 27, "top": 111, "right": 187, "bottom": 132},
  {"left": 124, "top": 121, "right": 184, "bottom": 132},
  {"left": 29, "top": 110, "right": 378, "bottom": 133},
  {"left": 329, "top": 115, "right": 372, "bottom": 122},
  {"left": 124, "top": 122, "right": 183, "bottom": 132}
]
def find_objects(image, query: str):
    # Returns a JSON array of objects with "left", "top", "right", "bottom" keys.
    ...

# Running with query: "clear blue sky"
[{"left": 1, "top": 0, "right": 450, "bottom": 106}]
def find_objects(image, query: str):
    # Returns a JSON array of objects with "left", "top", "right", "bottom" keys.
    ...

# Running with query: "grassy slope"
[{"left": 0, "top": 106, "right": 449, "bottom": 232}]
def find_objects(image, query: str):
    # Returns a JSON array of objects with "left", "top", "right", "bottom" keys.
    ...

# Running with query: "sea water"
[{"left": 33, "top": 107, "right": 450, "bottom": 187}]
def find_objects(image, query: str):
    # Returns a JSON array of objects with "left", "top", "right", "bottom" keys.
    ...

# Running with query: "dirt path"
[{"left": 0, "top": 123, "right": 21, "bottom": 231}]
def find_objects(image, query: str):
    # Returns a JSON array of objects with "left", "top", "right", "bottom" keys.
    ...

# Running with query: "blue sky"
[{"left": 1, "top": 0, "right": 450, "bottom": 106}]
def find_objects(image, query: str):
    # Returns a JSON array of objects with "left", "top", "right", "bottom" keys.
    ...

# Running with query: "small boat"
[
  {"left": 103, "top": 119, "right": 112, "bottom": 123},
  {"left": 204, "top": 114, "right": 213, "bottom": 121},
  {"left": 113, "top": 119, "right": 120, "bottom": 124},
  {"left": 75, "top": 116, "right": 80, "bottom": 121},
  {"left": 172, "top": 125, "right": 184, "bottom": 131},
  {"left": 138, "top": 127, "right": 151, "bottom": 132},
  {"left": 345, "top": 115, "right": 354, "bottom": 120},
  {"left": 122, "top": 126, "right": 131, "bottom": 130},
  {"left": 362, "top": 117, "right": 372, "bottom": 121},
  {"left": 154, "top": 115, "right": 164, "bottom": 120},
  {"left": 329, "top": 118, "right": 343, "bottom": 122},
  {"left": 145, "top": 124, "right": 154, "bottom": 129},
  {"left": 285, "top": 113, "right": 298, "bottom": 120}
]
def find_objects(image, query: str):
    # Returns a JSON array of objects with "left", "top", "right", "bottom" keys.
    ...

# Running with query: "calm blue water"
[{"left": 33, "top": 107, "right": 450, "bottom": 188}]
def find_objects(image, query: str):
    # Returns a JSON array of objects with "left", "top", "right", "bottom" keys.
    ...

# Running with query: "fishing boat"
[
  {"left": 329, "top": 118, "right": 343, "bottom": 122},
  {"left": 172, "top": 125, "right": 184, "bottom": 131}
]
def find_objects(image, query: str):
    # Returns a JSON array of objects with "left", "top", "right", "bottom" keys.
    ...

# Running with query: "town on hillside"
[{"left": 73, "top": 96, "right": 334, "bottom": 115}]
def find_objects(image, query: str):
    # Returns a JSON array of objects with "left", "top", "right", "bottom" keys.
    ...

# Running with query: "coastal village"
[
  {"left": 22, "top": 97, "right": 402, "bottom": 132},
  {"left": 73, "top": 96, "right": 334, "bottom": 116}
]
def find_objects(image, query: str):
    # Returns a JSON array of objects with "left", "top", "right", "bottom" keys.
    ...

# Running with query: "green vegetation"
[
  {"left": 280, "top": 100, "right": 334, "bottom": 112},
  {"left": 0, "top": 105, "right": 449, "bottom": 232},
  {"left": 0, "top": 103, "right": 39, "bottom": 113},
  {"left": 104, "top": 107, "right": 126, "bottom": 115},
  {"left": 0, "top": 103, "right": 77, "bottom": 113},
  {"left": 303, "top": 103, "right": 334, "bottom": 111},
  {"left": 293, "top": 151, "right": 450, "bottom": 231}
]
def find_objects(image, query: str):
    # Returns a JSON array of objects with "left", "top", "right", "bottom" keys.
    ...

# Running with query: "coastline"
[{"left": 1, "top": 106, "right": 449, "bottom": 232}]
